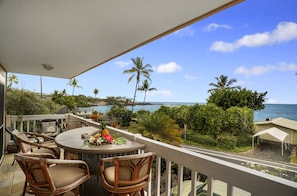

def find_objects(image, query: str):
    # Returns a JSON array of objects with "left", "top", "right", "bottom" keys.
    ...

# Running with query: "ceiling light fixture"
[{"left": 42, "top": 64, "right": 54, "bottom": 71}]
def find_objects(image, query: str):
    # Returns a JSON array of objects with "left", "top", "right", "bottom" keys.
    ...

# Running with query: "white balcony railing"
[{"left": 4, "top": 114, "right": 297, "bottom": 196}]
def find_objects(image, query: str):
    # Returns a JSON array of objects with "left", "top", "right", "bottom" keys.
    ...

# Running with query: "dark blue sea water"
[{"left": 79, "top": 103, "right": 297, "bottom": 122}]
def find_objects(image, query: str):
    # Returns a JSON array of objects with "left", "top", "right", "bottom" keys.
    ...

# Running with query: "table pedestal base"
[{"left": 80, "top": 175, "right": 108, "bottom": 196}]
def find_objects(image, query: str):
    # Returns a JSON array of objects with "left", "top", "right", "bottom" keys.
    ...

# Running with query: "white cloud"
[
  {"left": 202, "top": 23, "right": 232, "bottom": 32},
  {"left": 278, "top": 62, "right": 297, "bottom": 71},
  {"left": 156, "top": 62, "right": 182, "bottom": 73},
  {"left": 210, "top": 21, "right": 297, "bottom": 52},
  {"left": 234, "top": 65, "right": 276, "bottom": 76},
  {"left": 150, "top": 90, "right": 173, "bottom": 97},
  {"left": 173, "top": 27, "right": 195, "bottom": 37},
  {"left": 114, "top": 61, "right": 130, "bottom": 68},
  {"left": 184, "top": 74, "right": 198, "bottom": 80},
  {"left": 234, "top": 62, "right": 297, "bottom": 76}
]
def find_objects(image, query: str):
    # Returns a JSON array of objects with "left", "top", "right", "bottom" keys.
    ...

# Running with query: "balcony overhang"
[{"left": 0, "top": 0, "right": 243, "bottom": 79}]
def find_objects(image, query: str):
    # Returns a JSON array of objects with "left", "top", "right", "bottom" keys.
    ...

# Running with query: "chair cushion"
[
  {"left": 31, "top": 147, "right": 57, "bottom": 155},
  {"left": 48, "top": 165, "right": 86, "bottom": 188},
  {"left": 104, "top": 166, "right": 116, "bottom": 185},
  {"left": 11, "top": 129, "right": 20, "bottom": 135},
  {"left": 104, "top": 166, "right": 139, "bottom": 186}
]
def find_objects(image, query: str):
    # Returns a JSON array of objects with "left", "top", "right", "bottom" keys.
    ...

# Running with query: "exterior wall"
[
  {"left": 0, "top": 65, "right": 6, "bottom": 164},
  {"left": 255, "top": 123, "right": 297, "bottom": 145}
]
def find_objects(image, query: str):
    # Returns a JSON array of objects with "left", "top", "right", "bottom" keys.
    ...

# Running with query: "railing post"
[
  {"left": 155, "top": 156, "right": 161, "bottom": 196},
  {"left": 165, "top": 160, "right": 172, "bottom": 196},
  {"left": 227, "top": 183, "right": 233, "bottom": 196},
  {"left": 26, "top": 120, "right": 29, "bottom": 132},
  {"left": 20, "top": 121, "right": 23, "bottom": 131},
  {"left": 190, "top": 171, "right": 197, "bottom": 196},
  {"left": 177, "top": 165, "right": 184, "bottom": 196}
]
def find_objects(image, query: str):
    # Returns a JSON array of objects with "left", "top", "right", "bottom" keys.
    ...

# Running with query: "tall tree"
[
  {"left": 93, "top": 88, "right": 99, "bottom": 98},
  {"left": 207, "top": 88, "right": 267, "bottom": 111},
  {"left": 175, "top": 105, "right": 191, "bottom": 140},
  {"left": 208, "top": 75, "right": 240, "bottom": 93},
  {"left": 67, "top": 77, "right": 82, "bottom": 96},
  {"left": 123, "top": 57, "right": 153, "bottom": 112},
  {"left": 137, "top": 79, "right": 157, "bottom": 103},
  {"left": 7, "top": 74, "right": 19, "bottom": 88}
]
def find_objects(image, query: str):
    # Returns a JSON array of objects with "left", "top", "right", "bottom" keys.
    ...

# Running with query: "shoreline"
[{"left": 78, "top": 103, "right": 297, "bottom": 122}]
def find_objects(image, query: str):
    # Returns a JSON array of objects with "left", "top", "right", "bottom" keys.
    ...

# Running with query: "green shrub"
[
  {"left": 237, "top": 132, "right": 252, "bottom": 147},
  {"left": 188, "top": 132, "right": 217, "bottom": 146},
  {"left": 217, "top": 133, "right": 237, "bottom": 150}
]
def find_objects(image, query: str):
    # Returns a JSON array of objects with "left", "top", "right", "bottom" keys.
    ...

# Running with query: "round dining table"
[
  {"left": 55, "top": 126, "right": 146, "bottom": 196},
  {"left": 55, "top": 126, "right": 145, "bottom": 155}
]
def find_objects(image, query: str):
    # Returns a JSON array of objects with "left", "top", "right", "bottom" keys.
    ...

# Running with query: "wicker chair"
[
  {"left": 18, "top": 153, "right": 58, "bottom": 196},
  {"left": 63, "top": 120, "right": 89, "bottom": 131},
  {"left": 100, "top": 152, "right": 155, "bottom": 196},
  {"left": 5, "top": 127, "right": 21, "bottom": 164},
  {"left": 14, "top": 153, "right": 90, "bottom": 196},
  {"left": 14, "top": 131, "right": 60, "bottom": 158}
]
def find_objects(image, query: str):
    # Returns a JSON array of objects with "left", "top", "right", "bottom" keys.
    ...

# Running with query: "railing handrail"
[
  {"left": 6, "top": 114, "right": 66, "bottom": 121},
  {"left": 105, "top": 119, "right": 297, "bottom": 196},
  {"left": 5, "top": 114, "right": 297, "bottom": 196}
]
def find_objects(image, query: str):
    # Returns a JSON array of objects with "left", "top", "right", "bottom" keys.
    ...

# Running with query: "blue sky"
[{"left": 10, "top": 0, "right": 297, "bottom": 104}]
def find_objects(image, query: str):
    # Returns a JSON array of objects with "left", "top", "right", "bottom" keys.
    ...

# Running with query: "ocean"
[
  {"left": 254, "top": 104, "right": 297, "bottom": 122},
  {"left": 79, "top": 103, "right": 297, "bottom": 122}
]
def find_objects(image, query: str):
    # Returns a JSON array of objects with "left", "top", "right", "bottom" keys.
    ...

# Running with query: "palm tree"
[
  {"left": 7, "top": 74, "right": 19, "bottom": 88},
  {"left": 123, "top": 57, "right": 153, "bottom": 112},
  {"left": 132, "top": 112, "right": 182, "bottom": 146},
  {"left": 67, "top": 77, "right": 82, "bottom": 95},
  {"left": 93, "top": 88, "right": 99, "bottom": 98},
  {"left": 208, "top": 74, "right": 240, "bottom": 93},
  {"left": 137, "top": 79, "right": 157, "bottom": 103}
]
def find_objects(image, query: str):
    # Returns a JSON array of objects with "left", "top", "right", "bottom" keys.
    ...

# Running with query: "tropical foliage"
[
  {"left": 207, "top": 88, "right": 267, "bottom": 111},
  {"left": 93, "top": 88, "right": 99, "bottom": 98},
  {"left": 6, "top": 89, "right": 60, "bottom": 115},
  {"left": 208, "top": 74, "right": 241, "bottom": 93},
  {"left": 107, "top": 105, "right": 132, "bottom": 126},
  {"left": 123, "top": 57, "right": 153, "bottom": 112},
  {"left": 7, "top": 74, "right": 19, "bottom": 88},
  {"left": 137, "top": 79, "right": 157, "bottom": 103},
  {"left": 129, "top": 111, "right": 182, "bottom": 146},
  {"left": 158, "top": 105, "right": 191, "bottom": 140},
  {"left": 156, "top": 103, "right": 254, "bottom": 149},
  {"left": 68, "top": 77, "right": 82, "bottom": 95}
]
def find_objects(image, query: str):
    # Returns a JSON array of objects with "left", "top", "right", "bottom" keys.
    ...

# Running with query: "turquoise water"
[
  {"left": 79, "top": 103, "right": 297, "bottom": 122},
  {"left": 254, "top": 104, "right": 297, "bottom": 122}
]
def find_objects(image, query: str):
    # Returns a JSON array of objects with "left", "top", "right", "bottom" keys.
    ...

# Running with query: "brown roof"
[{"left": 255, "top": 117, "right": 297, "bottom": 131}]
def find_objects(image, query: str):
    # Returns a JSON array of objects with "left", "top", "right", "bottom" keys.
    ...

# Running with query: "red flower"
[{"left": 104, "top": 134, "right": 114, "bottom": 143}]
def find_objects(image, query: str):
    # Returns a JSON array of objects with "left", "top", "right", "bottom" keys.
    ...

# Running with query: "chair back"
[
  {"left": 116, "top": 153, "right": 154, "bottom": 186},
  {"left": 14, "top": 154, "right": 55, "bottom": 193},
  {"left": 14, "top": 133, "right": 33, "bottom": 153},
  {"left": 15, "top": 153, "right": 90, "bottom": 196},
  {"left": 64, "top": 120, "right": 88, "bottom": 131},
  {"left": 5, "top": 127, "right": 20, "bottom": 151},
  {"left": 100, "top": 152, "right": 155, "bottom": 194}
]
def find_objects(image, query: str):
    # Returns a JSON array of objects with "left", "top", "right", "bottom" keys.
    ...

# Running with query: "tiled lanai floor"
[
  {"left": 0, "top": 153, "right": 27, "bottom": 196},
  {"left": 0, "top": 153, "right": 75, "bottom": 196}
]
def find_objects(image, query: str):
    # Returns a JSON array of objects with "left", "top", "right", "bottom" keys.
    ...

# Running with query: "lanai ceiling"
[{"left": 0, "top": 0, "right": 243, "bottom": 79}]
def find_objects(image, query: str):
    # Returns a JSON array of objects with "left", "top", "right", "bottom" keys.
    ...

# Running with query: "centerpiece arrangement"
[{"left": 88, "top": 122, "right": 126, "bottom": 145}]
